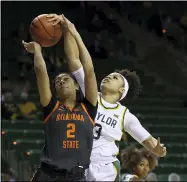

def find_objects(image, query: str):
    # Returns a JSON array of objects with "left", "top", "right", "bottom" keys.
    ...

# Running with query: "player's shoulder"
[{"left": 117, "top": 102, "right": 129, "bottom": 112}]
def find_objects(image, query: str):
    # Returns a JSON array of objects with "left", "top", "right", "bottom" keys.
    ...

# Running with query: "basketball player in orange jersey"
[
  {"left": 22, "top": 15, "right": 98, "bottom": 181},
  {"left": 120, "top": 146, "right": 158, "bottom": 182},
  {"left": 48, "top": 14, "right": 167, "bottom": 181}
]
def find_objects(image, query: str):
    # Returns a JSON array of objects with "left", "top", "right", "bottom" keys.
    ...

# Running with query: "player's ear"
[
  {"left": 119, "top": 87, "right": 125, "bottom": 95},
  {"left": 75, "top": 83, "right": 79, "bottom": 90}
]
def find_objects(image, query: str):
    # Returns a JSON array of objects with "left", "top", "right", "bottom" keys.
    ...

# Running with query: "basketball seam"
[
  {"left": 31, "top": 22, "right": 38, "bottom": 28},
  {"left": 37, "top": 17, "right": 55, "bottom": 39}
]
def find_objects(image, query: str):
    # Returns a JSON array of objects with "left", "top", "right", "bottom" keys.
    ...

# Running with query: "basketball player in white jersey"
[
  {"left": 49, "top": 14, "right": 167, "bottom": 182},
  {"left": 73, "top": 69, "right": 166, "bottom": 181}
]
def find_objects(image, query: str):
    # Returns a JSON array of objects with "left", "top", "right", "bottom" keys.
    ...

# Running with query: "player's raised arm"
[
  {"left": 22, "top": 41, "right": 52, "bottom": 107},
  {"left": 64, "top": 17, "right": 97, "bottom": 106},
  {"left": 47, "top": 14, "right": 86, "bottom": 95},
  {"left": 64, "top": 31, "right": 83, "bottom": 72},
  {"left": 63, "top": 31, "right": 86, "bottom": 96},
  {"left": 124, "top": 112, "right": 167, "bottom": 157},
  {"left": 60, "top": 15, "right": 97, "bottom": 106},
  {"left": 46, "top": 14, "right": 82, "bottom": 72}
]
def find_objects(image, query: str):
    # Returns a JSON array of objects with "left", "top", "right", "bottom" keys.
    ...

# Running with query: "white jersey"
[
  {"left": 91, "top": 93, "right": 127, "bottom": 162},
  {"left": 72, "top": 68, "right": 151, "bottom": 164},
  {"left": 122, "top": 174, "right": 138, "bottom": 181}
]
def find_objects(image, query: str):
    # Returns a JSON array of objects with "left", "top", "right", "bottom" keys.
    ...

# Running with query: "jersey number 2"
[
  {"left": 67, "top": 123, "right": 75, "bottom": 138},
  {"left": 93, "top": 123, "right": 102, "bottom": 139}
]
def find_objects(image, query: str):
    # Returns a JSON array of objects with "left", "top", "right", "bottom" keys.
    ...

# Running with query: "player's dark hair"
[
  {"left": 139, "top": 147, "right": 158, "bottom": 171},
  {"left": 116, "top": 69, "right": 142, "bottom": 100},
  {"left": 51, "top": 72, "right": 77, "bottom": 93},
  {"left": 51, "top": 73, "right": 83, "bottom": 102},
  {"left": 120, "top": 146, "right": 158, "bottom": 173}
]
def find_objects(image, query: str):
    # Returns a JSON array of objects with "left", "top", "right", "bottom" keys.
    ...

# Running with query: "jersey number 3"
[
  {"left": 67, "top": 123, "right": 75, "bottom": 138},
  {"left": 93, "top": 123, "right": 102, "bottom": 139}
]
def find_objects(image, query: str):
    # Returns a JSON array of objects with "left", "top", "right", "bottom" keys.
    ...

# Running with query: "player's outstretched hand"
[
  {"left": 47, "top": 14, "right": 78, "bottom": 37},
  {"left": 47, "top": 14, "right": 64, "bottom": 26},
  {"left": 61, "top": 15, "right": 78, "bottom": 37},
  {"left": 22, "top": 40, "right": 41, "bottom": 54},
  {"left": 154, "top": 137, "right": 167, "bottom": 157}
]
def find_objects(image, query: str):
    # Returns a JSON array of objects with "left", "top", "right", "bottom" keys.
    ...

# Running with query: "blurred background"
[{"left": 1, "top": 1, "right": 187, "bottom": 181}]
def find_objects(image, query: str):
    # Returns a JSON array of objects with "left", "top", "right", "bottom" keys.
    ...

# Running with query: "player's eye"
[
  {"left": 55, "top": 80, "right": 60, "bottom": 84},
  {"left": 113, "top": 76, "right": 118, "bottom": 79},
  {"left": 64, "top": 77, "right": 69, "bottom": 81}
]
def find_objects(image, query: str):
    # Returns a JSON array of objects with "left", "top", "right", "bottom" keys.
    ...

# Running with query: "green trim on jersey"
[
  {"left": 113, "top": 107, "right": 127, "bottom": 156},
  {"left": 120, "top": 107, "right": 127, "bottom": 132},
  {"left": 98, "top": 95, "right": 120, "bottom": 110},
  {"left": 114, "top": 141, "right": 120, "bottom": 156},
  {"left": 113, "top": 160, "right": 121, "bottom": 182}
]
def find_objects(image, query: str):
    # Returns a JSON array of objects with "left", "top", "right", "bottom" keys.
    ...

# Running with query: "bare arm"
[
  {"left": 47, "top": 14, "right": 97, "bottom": 106},
  {"left": 124, "top": 112, "right": 167, "bottom": 157},
  {"left": 46, "top": 13, "right": 81, "bottom": 72},
  {"left": 22, "top": 41, "right": 52, "bottom": 107},
  {"left": 71, "top": 29, "right": 97, "bottom": 106},
  {"left": 63, "top": 16, "right": 97, "bottom": 106},
  {"left": 64, "top": 31, "right": 82, "bottom": 72}
]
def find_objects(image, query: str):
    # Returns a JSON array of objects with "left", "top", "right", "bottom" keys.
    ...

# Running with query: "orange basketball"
[{"left": 30, "top": 14, "right": 63, "bottom": 47}]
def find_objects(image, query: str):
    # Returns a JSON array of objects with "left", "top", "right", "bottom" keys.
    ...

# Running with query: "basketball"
[{"left": 30, "top": 14, "right": 63, "bottom": 47}]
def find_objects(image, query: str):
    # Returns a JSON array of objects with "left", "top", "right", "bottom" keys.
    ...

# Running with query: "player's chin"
[
  {"left": 64, "top": 88, "right": 75, "bottom": 97},
  {"left": 58, "top": 89, "right": 68, "bottom": 97},
  {"left": 101, "top": 82, "right": 109, "bottom": 88},
  {"left": 100, "top": 83, "right": 106, "bottom": 91},
  {"left": 141, "top": 173, "right": 148, "bottom": 178}
]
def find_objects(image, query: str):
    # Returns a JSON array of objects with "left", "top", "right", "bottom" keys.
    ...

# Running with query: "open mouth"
[
  {"left": 59, "top": 84, "right": 68, "bottom": 89},
  {"left": 142, "top": 172, "right": 148, "bottom": 177},
  {"left": 102, "top": 78, "right": 109, "bottom": 83}
]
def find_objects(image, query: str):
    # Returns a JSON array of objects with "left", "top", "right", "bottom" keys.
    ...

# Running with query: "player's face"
[
  {"left": 134, "top": 157, "right": 150, "bottom": 178},
  {"left": 100, "top": 72, "right": 125, "bottom": 94},
  {"left": 55, "top": 73, "right": 78, "bottom": 98}
]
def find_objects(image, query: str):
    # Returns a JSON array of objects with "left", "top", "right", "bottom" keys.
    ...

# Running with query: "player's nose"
[
  {"left": 60, "top": 79, "right": 65, "bottom": 84},
  {"left": 144, "top": 167, "right": 149, "bottom": 173}
]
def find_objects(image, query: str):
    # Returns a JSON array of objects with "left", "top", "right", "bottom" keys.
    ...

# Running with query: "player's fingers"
[
  {"left": 59, "top": 15, "right": 65, "bottom": 23},
  {"left": 160, "top": 143, "right": 164, "bottom": 147},
  {"left": 157, "top": 137, "right": 160, "bottom": 145},
  {"left": 52, "top": 19, "right": 61, "bottom": 26},
  {"left": 46, "top": 14, "right": 56, "bottom": 18},
  {"left": 24, "top": 47, "right": 29, "bottom": 52},
  {"left": 162, "top": 148, "right": 167, "bottom": 156},
  {"left": 61, "top": 14, "right": 66, "bottom": 20},
  {"left": 22, "top": 43, "right": 29, "bottom": 49},
  {"left": 22, "top": 40, "right": 27, "bottom": 45},
  {"left": 61, "top": 14, "right": 68, "bottom": 24},
  {"left": 47, "top": 17, "right": 58, "bottom": 22}
]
